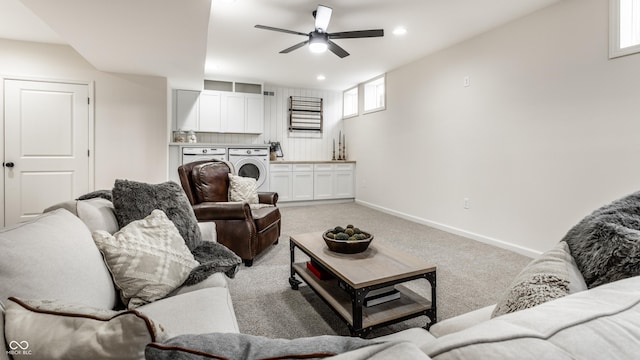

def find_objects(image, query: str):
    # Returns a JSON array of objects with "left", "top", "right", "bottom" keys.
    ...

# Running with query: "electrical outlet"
[
  {"left": 463, "top": 76, "right": 470, "bottom": 87},
  {"left": 464, "top": 198, "right": 470, "bottom": 209}
]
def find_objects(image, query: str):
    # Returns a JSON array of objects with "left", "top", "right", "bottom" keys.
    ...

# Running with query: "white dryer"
[
  {"left": 182, "top": 147, "right": 227, "bottom": 164},
  {"left": 228, "top": 147, "right": 270, "bottom": 192}
]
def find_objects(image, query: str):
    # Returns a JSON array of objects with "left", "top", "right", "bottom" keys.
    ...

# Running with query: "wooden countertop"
[{"left": 270, "top": 160, "right": 356, "bottom": 164}]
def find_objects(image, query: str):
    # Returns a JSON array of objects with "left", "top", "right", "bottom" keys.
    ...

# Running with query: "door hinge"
[
  {"left": 87, "top": 149, "right": 90, "bottom": 157},
  {"left": 87, "top": 97, "right": 90, "bottom": 105}
]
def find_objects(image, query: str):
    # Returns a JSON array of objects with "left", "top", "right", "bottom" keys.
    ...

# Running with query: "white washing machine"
[
  {"left": 228, "top": 147, "right": 270, "bottom": 192},
  {"left": 182, "top": 147, "right": 227, "bottom": 164}
]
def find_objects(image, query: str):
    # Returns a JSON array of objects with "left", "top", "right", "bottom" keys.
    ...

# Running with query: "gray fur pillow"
[
  {"left": 112, "top": 180, "right": 202, "bottom": 251},
  {"left": 563, "top": 190, "right": 640, "bottom": 288}
]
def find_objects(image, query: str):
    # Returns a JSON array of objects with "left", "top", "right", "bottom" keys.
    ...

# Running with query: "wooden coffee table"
[{"left": 289, "top": 232, "right": 437, "bottom": 337}]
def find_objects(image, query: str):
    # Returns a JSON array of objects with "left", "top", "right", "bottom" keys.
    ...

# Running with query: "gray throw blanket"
[{"left": 184, "top": 241, "right": 242, "bottom": 285}]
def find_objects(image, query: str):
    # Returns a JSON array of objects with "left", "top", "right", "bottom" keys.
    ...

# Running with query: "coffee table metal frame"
[{"left": 289, "top": 233, "right": 437, "bottom": 337}]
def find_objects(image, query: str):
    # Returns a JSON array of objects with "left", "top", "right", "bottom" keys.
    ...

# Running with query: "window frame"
[
  {"left": 363, "top": 74, "right": 386, "bottom": 114},
  {"left": 610, "top": 0, "right": 640, "bottom": 58},
  {"left": 342, "top": 86, "right": 359, "bottom": 119}
]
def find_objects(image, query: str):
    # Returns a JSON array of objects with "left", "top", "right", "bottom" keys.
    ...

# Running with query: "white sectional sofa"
[
  {"left": 0, "top": 198, "right": 240, "bottom": 360},
  {"left": 2, "top": 191, "right": 640, "bottom": 359}
]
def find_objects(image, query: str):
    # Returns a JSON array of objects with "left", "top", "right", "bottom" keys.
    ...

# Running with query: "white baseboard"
[
  {"left": 278, "top": 199, "right": 355, "bottom": 208},
  {"left": 355, "top": 199, "right": 541, "bottom": 259}
]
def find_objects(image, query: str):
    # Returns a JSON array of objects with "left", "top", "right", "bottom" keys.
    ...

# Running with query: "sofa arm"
[
  {"left": 428, "top": 305, "right": 495, "bottom": 338},
  {"left": 193, "top": 202, "right": 252, "bottom": 221},
  {"left": 258, "top": 192, "right": 278, "bottom": 206}
]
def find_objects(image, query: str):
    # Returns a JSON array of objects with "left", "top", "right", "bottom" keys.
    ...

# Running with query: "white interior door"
[{"left": 4, "top": 79, "right": 90, "bottom": 225}]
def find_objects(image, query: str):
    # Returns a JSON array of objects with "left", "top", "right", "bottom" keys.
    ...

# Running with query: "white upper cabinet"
[
  {"left": 174, "top": 80, "right": 263, "bottom": 134},
  {"left": 198, "top": 91, "right": 222, "bottom": 132},
  {"left": 245, "top": 94, "right": 264, "bottom": 134},
  {"left": 223, "top": 93, "right": 245, "bottom": 133},
  {"left": 175, "top": 90, "right": 199, "bottom": 131}
]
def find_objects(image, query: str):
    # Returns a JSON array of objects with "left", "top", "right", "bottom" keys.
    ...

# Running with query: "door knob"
[{"left": 4, "top": 162, "right": 14, "bottom": 168}]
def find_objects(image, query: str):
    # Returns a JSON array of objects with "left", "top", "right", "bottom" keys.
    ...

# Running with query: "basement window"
[
  {"left": 363, "top": 74, "right": 386, "bottom": 113},
  {"left": 610, "top": 0, "right": 640, "bottom": 58},
  {"left": 343, "top": 86, "right": 358, "bottom": 118}
]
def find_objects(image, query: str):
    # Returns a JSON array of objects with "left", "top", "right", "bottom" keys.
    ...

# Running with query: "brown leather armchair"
[{"left": 178, "top": 159, "right": 281, "bottom": 266}]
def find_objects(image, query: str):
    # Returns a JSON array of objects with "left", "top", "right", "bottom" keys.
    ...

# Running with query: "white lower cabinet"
[
  {"left": 269, "top": 163, "right": 293, "bottom": 202},
  {"left": 292, "top": 164, "right": 314, "bottom": 201},
  {"left": 270, "top": 162, "right": 355, "bottom": 202},
  {"left": 313, "top": 164, "right": 335, "bottom": 200},
  {"left": 334, "top": 163, "right": 355, "bottom": 198}
]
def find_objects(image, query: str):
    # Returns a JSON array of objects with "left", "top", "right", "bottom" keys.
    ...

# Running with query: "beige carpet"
[{"left": 227, "top": 202, "right": 531, "bottom": 339}]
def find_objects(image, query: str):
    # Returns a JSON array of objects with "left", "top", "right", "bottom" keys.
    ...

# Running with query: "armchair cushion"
[{"left": 228, "top": 173, "right": 259, "bottom": 204}]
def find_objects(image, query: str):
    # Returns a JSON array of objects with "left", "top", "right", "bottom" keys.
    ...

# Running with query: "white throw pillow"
[
  {"left": 92, "top": 210, "right": 199, "bottom": 309},
  {"left": 4, "top": 297, "right": 167, "bottom": 360},
  {"left": 228, "top": 173, "right": 259, "bottom": 204}
]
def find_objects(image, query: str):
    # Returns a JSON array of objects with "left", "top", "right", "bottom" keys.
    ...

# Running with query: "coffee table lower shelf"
[{"left": 291, "top": 262, "right": 433, "bottom": 336}]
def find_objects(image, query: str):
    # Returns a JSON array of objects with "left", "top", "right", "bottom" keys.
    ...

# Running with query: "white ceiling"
[{"left": 0, "top": 0, "right": 561, "bottom": 91}]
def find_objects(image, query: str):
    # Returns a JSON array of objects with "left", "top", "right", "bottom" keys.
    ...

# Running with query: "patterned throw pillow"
[
  {"left": 228, "top": 173, "right": 259, "bottom": 204},
  {"left": 92, "top": 210, "right": 199, "bottom": 309},
  {"left": 491, "top": 241, "right": 575, "bottom": 317},
  {"left": 4, "top": 297, "right": 166, "bottom": 360}
]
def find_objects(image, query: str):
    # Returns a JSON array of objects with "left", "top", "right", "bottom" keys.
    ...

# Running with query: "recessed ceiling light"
[
  {"left": 393, "top": 26, "right": 407, "bottom": 36},
  {"left": 317, "top": 75, "right": 326, "bottom": 81}
]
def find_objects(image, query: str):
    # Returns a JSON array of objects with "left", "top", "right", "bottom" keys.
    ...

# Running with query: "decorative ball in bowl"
[{"left": 323, "top": 225, "right": 374, "bottom": 254}]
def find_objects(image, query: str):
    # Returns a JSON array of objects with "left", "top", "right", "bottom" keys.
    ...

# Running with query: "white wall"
[
  {"left": 197, "top": 84, "right": 343, "bottom": 161},
  {"left": 0, "top": 39, "right": 168, "bottom": 190},
  {"left": 345, "top": 0, "right": 640, "bottom": 256}
]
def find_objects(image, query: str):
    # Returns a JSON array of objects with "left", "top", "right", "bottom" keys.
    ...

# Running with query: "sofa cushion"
[
  {"left": 563, "top": 190, "right": 640, "bottom": 288},
  {"left": 327, "top": 342, "right": 431, "bottom": 360},
  {"left": 424, "top": 276, "right": 640, "bottom": 360},
  {"left": 4, "top": 297, "right": 166, "bottom": 360},
  {"left": 0, "top": 209, "right": 118, "bottom": 309},
  {"left": 92, "top": 210, "right": 199, "bottom": 309},
  {"left": 228, "top": 173, "right": 259, "bottom": 204},
  {"left": 112, "top": 179, "right": 202, "bottom": 250},
  {"left": 137, "top": 287, "right": 240, "bottom": 337},
  {"left": 0, "top": 302, "right": 8, "bottom": 360},
  {"left": 492, "top": 241, "right": 585, "bottom": 317},
  {"left": 145, "top": 333, "right": 374, "bottom": 360},
  {"left": 44, "top": 198, "right": 119, "bottom": 234},
  {"left": 430, "top": 305, "right": 496, "bottom": 338}
]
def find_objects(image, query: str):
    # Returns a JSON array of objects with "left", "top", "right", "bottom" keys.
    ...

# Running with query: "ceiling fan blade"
[
  {"left": 280, "top": 40, "right": 310, "bottom": 54},
  {"left": 328, "top": 29, "right": 384, "bottom": 39},
  {"left": 314, "top": 5, "right": 332, "bottom": 32},
  {"left": 327, "top": 40, "right": 349, "bottom": 58},
  {"left": 255, "top": 25, "right": 308, "bottom": 37}
]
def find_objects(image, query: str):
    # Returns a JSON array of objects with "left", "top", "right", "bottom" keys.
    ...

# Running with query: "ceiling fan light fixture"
[
  {"left": 309, "top": 32, "right": 328, "bottom": 53},
  {"left": 309, "top": 41, "right": 328, "bottom": 53}
]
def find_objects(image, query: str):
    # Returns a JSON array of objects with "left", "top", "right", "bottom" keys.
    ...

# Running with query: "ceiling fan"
[{"left": 255, "top": 4, "right": 384, "bottom": 58}]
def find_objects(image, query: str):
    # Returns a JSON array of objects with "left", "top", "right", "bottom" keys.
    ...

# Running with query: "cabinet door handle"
[{"left": 4, "top": 162, "right": 15, "bottom": 168}]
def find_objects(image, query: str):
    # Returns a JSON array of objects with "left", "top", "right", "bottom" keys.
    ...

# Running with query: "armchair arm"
[
  {"left": 192, "top": 202, "right": 252, "bottom": 221},
  {"left": 258, "top": 192, "right": 279, "bottom": 206}
]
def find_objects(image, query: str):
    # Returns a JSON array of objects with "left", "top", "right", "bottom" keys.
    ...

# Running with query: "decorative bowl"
[{"left": 322, "top": 231, "right": 374, "bottom": 254}]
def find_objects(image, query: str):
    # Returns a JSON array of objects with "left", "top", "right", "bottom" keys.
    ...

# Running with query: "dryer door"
[{"left": 235, "top": 157, "right": 267, "bottom": 189}]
